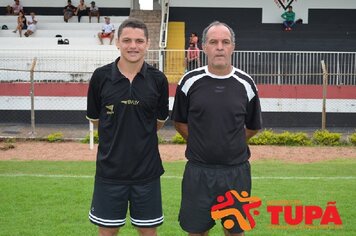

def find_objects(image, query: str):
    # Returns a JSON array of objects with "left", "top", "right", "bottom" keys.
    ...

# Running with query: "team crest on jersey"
[
  {"left": 274, "top": 0, "right": 296, "bottom": 10},
  {"left": 105, "top": 105, "right": 114, "bottom": 114}
]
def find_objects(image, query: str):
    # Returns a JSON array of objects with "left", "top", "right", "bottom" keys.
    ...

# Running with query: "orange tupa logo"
[{"left": 211, "top": 190, "right": 262, "bottom": 231}]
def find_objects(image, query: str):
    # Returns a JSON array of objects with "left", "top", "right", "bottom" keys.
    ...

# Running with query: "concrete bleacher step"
[
  {"left": 0, "top": 15, "right": 128, "bottom": 24},
  {"left": 0, "top": 37, "right": 117, "bottom": 49},
  {"left": 0, "top": 29, "right": 100, "bottom": 38},
  {"left": 2, "top": 22, "right": 105, "bottom": 31},
  {"left": 0, "top": 15, "right": 128, "bottom": 40}
]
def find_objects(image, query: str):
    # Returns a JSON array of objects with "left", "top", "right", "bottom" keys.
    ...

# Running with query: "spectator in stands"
[
  {"left": 63, "top": 0, "right": 76, "bottom": 23},
  {"left": 24, "top": 12, "right": 37, "bottom": 37},
  {"left": 97, "top": 16, "right": 115, "bottom": 45},
  {"left": 6, "top": 0, "right": 23, "bottom": 15},
  {"left": 185, "top": 42, "right": 200, "bottom": 71},
  {"left": 89, "top": 1, "right": 100, "bottom": 23},
  {"left": 189, "top": 32, "right": 199, "bottom": 48},
  {"left": 12, "top": 9, "right": 26, "bottom": 37},
  {"left": 281, "top": 6, "right": 296, "bottom": 31},
  {"left": 75, "top": 0, "right": 88, "bottom": 23}
]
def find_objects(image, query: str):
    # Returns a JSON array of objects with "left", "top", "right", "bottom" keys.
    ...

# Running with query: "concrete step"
[
  {"left": 0, "top": 15, "right": 128, "bottom": 24},
  {"left": 0, "top": 37, "right": 118, "bottom": 49},
  {"left": 0, "top": 29, "right": 105, "bottom": 38},
  {"left": 3, "top": 22, "right": 109, "bottom": 31}
]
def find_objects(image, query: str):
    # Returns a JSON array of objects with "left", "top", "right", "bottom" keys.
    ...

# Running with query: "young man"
[
  {"left": 97, "top": 16, "right": 115, "bottom": 45},
  {"left": 87, "top": 18, "right": 169, "bottom": 236},
  {"left": 281, "top": 6, "right": 296, "bottom": 31},
  {"left": 63, "top": 0, "right": 76, "bottom": 23},
  {"left": 171, "top": 21, "right": 262, "bottom": 236},
  {"left": 89, "top": 1, "right": 100, "bottom": 23}
]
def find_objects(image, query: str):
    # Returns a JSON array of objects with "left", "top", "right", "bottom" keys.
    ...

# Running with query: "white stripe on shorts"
[
  {"left": 89, "top": 211, "right": 126, "bottom": 227},
  {"left": 130, "top": 215, "right": 164, "bottom": 227}
]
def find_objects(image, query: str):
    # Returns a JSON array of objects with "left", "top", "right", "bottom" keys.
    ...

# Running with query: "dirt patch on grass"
[{"left": 0, "top": 141, "right": 355, "bottom": 163}]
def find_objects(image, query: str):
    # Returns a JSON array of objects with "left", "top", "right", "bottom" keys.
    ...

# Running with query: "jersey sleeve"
[
  {"left": 86, "top": 70, "right": 101, "bottom": 121},
  {"left": 171, "top": 82, "right": 189, "bottom": 123},
  {"left": 245, "top": 85, "right": 262, "bottom": 130},
  {"left": 157, "top": 74, "right": 169, "bottom": 122}
]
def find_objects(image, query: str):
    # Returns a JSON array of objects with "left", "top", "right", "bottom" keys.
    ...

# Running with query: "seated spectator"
[
  {"left": 6, "top": 0, "right": 23, "bottom": 15},
  {"left": 281, "top": 6, "right": 296, "bottom": 31},
  {"left": 12, "top": 9, "right": 27, "bottom": 37},
  {"left": 75, "top": 0, "right": 88, "bottom": 23},
  {"left": 24, "top": 12, "right": 37, "bottom": 37},
  {"left": 63, "top": 0, "right": 76, "bottom": 23},
  {"left": 89, "top": 1, "right": 100, "bottom": 23},
  {"left": 185, "top": 42, "right": 200, "bottom": 71},
  {"left": 97, "top": 16, "right": 115, "bottom": 45}
]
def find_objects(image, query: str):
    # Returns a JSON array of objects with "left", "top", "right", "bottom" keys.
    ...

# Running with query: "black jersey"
[
  {"left": 87, "top": 57, "right": 169, "bottom": 184},
  {"left": 171, "top": 66, "right": 262, "bottom": 165}
]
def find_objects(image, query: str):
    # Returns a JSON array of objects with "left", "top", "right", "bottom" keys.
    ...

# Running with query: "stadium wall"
[
  {"left": 168, "top": 0, "right": 356, "bottom": 51},
  {"left": 0, "top": 83, "right": 355, "bottom": 127}
]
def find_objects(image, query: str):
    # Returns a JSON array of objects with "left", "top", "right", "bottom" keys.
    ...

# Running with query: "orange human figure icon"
[{"left": 211, "top": 190, "right": 262, "bottom": 231}]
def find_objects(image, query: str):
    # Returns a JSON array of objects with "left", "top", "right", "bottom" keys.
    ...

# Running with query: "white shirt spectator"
[{"left": 102, "top": 23, "right": 114, "bottom": 34}]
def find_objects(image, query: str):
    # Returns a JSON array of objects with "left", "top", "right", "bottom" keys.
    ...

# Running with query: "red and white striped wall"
[{"left": 0, "top": 83, "right": 355, "bottom": 126}]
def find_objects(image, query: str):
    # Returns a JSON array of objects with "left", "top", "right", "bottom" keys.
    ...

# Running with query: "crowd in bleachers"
[{"left": 1, "top": 0, "right": 129, "bottom": 46}]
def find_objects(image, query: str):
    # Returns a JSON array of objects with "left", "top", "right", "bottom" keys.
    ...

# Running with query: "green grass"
[{"left": 0, "top": 160, "right": 355, "bottom": 235}]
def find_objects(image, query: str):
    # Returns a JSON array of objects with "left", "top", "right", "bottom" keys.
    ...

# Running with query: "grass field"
[{"left": 0, "top": 159, "right": 355, "bottom": 236}]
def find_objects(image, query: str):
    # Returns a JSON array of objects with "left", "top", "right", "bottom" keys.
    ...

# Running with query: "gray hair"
[{"left": 201, "top": 21, "right": 236, "bottom": 44}]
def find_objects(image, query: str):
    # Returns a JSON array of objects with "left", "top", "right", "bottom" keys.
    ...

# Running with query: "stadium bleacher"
[{"left": 0, "top": 15, "right": 129, "bottom": 49}]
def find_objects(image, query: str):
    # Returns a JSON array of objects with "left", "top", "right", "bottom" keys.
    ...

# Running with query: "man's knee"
[
  {"left": 136, "top": 227, "right": 157, "bottom": 236},
  {"left": 98, "top": 226, "right": 119, "bottom": 236}
]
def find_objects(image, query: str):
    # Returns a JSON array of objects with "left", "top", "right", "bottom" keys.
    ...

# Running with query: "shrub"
[
  {"left": 0, "top": 138, "right": 16, "bottom": 150},
  {"left": 275, "top": 131, "right": 312, "bottom": 146},
  {"left": 47, "top": 132, "right": 64, "bottom": 142},
  {"left": 172, "top": 133, "right": 186, "bottom": 144},
  {"left": 249, "top": 130, "right": 312, "bottom": 146},
  {"left": 312, "top": 130, "right": 341, "bottom": 146},
  {"left": 248, "top": 130, "right": 278, "bottom": 145},
  {"left": 81, "top": 131, "right": 99, "bottom": 144},
  {"left": 349, "top": 132, "right": 356, "bottom": 146},
  {"left": 157, "top": 135, "right": 166, "bottom": 144}
]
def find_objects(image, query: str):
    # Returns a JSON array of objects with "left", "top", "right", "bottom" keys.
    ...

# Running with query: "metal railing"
[
  {"left": 159, "top": 50, "right": 356, "bottom": 85},
  {"left": 159, "top": 0, "right": 170, "bottom": 49},
  {"left": 0, "top": 49, "right": 355, "bottom": 85}
]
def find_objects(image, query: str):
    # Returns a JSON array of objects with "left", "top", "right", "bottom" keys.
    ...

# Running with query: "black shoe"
[
  {"left": 58, "top": 39, "right": 64, "bottom": 44},
  {"left": 63, "top": 39, "right": 69, "bottom": 44}
]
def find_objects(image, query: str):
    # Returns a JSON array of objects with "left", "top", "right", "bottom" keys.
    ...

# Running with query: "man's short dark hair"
[{"left": 117, "top": 18, "right": 149, "bottom": 39}]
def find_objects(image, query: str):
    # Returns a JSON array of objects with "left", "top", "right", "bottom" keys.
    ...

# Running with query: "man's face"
[
  {"left": 116, "top": 27, "right": 149, "bottom": 64},
  {"left": 202, "top": 25, "right": 234, "bottom": 72}
]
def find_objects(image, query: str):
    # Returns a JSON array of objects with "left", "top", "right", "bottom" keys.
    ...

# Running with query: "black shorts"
[
  {"left": 89, "top": 177, "right": 163, "bottom": 228},
  {"left": 179, "top": 161, "right": 251, "bottom": 234}
]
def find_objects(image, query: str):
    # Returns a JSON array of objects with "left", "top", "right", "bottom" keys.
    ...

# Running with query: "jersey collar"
[
  {"left": 205, "top": 66, "right": 236, "bottom": 79},
  {"left": 110, "top": 57, "right": 148, "bottom": 83}
]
